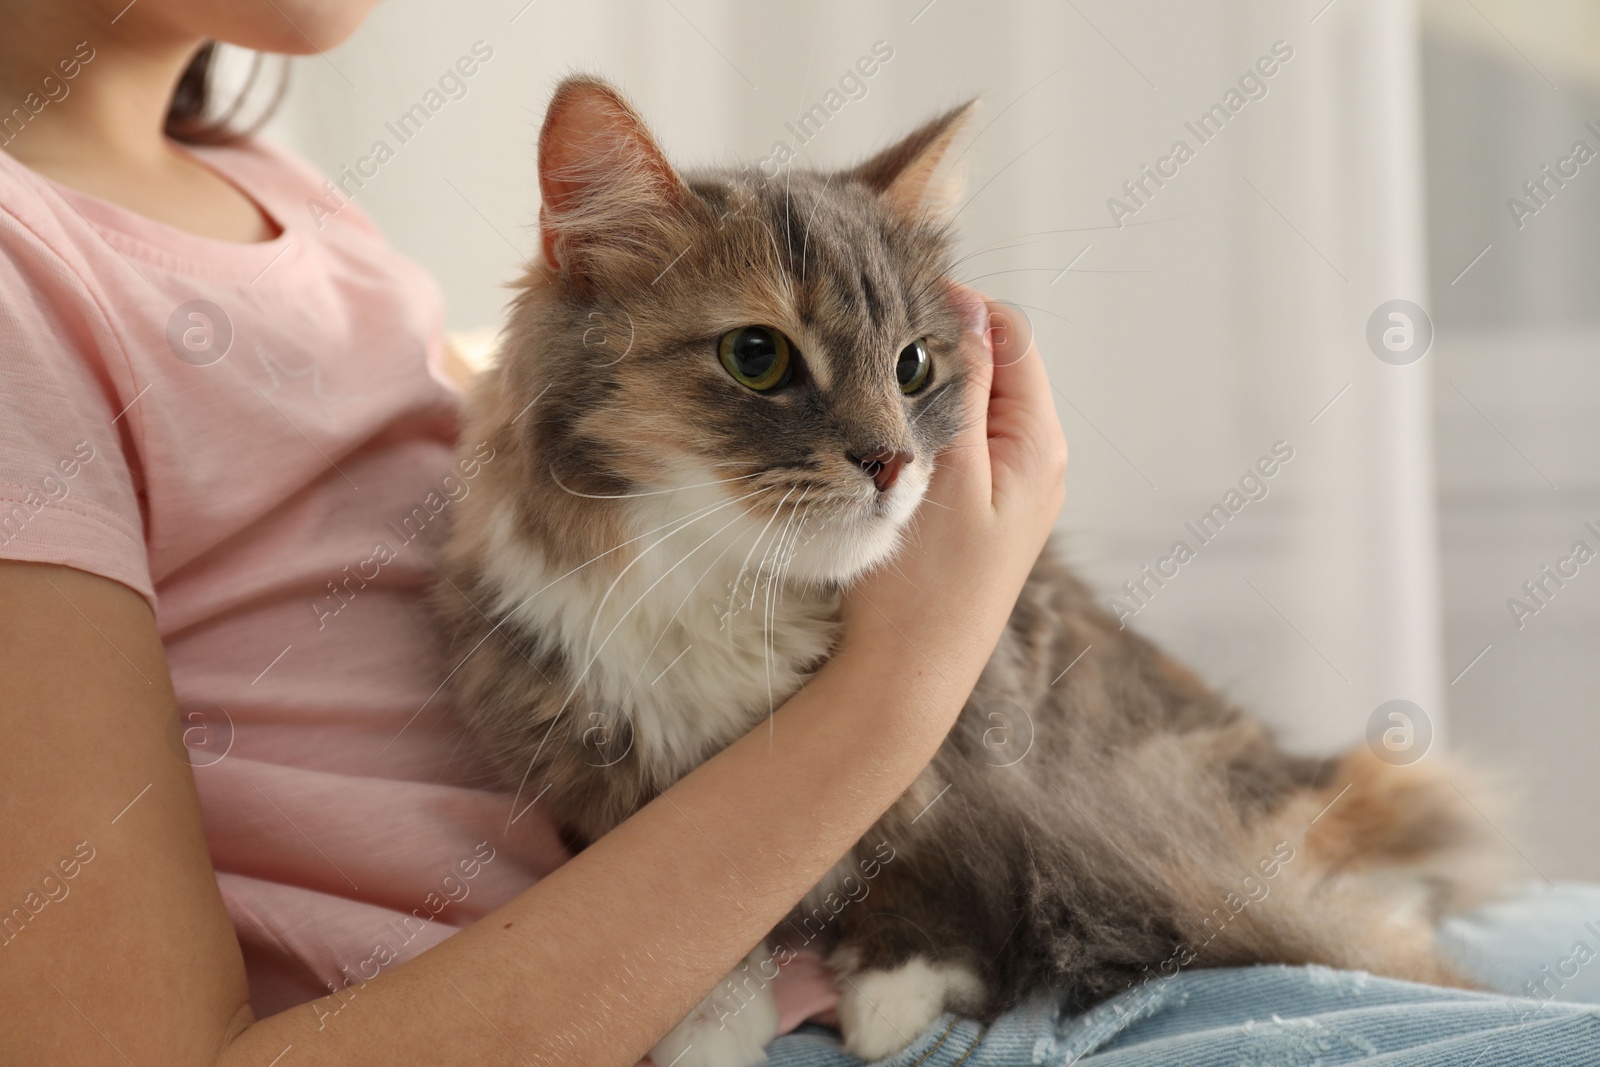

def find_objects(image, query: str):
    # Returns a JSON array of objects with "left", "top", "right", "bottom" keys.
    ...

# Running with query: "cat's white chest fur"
[{"left": 480, "top": 492, "right": 839, "bottom": 780}]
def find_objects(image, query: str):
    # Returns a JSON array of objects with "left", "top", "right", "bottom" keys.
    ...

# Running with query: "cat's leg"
[
  {"left": 650, "top": 945, "right": 780, "bottom": 1067},
  {"left": 830, "top": 946, "right": 987, "bottom": 1061},
  {"left": 819, "top": 824, "right": 996, "bottom": 1058}
]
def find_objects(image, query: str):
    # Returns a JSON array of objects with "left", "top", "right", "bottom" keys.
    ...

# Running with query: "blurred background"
[{"left": 233, "top": 0, "right": 1600, "bottom": 879}]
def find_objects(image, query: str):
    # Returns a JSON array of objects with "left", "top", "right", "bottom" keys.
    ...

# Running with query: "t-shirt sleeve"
[{"left": 0, "top": 205, "right": 154, "bottom": 606}]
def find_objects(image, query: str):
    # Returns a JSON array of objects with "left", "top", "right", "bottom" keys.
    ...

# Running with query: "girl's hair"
[{"left": 166, "top": 43, "right": 289, "bottom": 145}]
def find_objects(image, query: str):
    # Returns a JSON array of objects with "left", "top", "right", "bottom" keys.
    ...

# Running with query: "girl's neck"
[
  {"left": 0, "top": 4, "right": 198, "bottom": 172},
  {"left": 0, "top": 7, "right": 278, "bottom": 243}
]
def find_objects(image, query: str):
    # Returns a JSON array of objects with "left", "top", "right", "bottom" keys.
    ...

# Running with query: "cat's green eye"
[
  {"left": 896, "top": 339, "right": 931, "bottom": 394},
  {"left": 719, "top": 326, "right": 793, "bottom": 392}
]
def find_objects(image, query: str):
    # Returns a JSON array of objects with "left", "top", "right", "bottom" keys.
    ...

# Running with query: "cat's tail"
[
  {"left": 1301, "top": 747, "right": 1511, "bottom": 916},
  {"left": 1162, "top": 747, "right": 1511, "bottom": 988}
]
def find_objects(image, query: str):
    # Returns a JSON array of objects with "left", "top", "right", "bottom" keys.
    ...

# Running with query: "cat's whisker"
[
  {"left": 982, "top": 298, "right": 1075, "bottom": 330},
  {"left": 748, "top": 487, "right": 801, "bottom": 613},
  {"left": 727, "top": 485, "right": 799, "bottom": 629},
  {"left": 759, "top": 514, "right": 790, "bottom": 682},
  {"left": 774, "top": 497, "right": 814, "bottom": 625},
  {"left": 614, "top": 499, "right": 768, "bottom": 710},
  {"left": 582, "top": 485, "right": 774, "bottom": 662},
  {"left": 904, "top": 265, "right": 961, "bottom": 321},
  {"left": 548, "top": 465, "right": 764, "bottom": 501},
  {"left": 908, "top": 381, "right": 962, "bottom": 430},
  {"left": 547, "top": 499, "right": 772, "bottom": 776},
  {"left": 750, "top": 507, "right": 789, "bottom": 616},
  {"left": 586, "top": 504, "right": 761, "bottom": 673},
  {"left": 957, "top": 212, "right": 1185, "bottom": 260},
  {"left": 762, "top": 493, "right": 808, "bottom": 718},
  {"left": 701, "top": 458, "right": 764, "bottom": 479},
  {"left": 939, "top": 237, "right": 1047, "bottom": 280},
  {"left": 976, "top": 214, "right": 1196, "bottom": 248},
  {"left": 752, "top": 496, "right": 796, "bottom": 610},
  {"left": 745, "top": 211, "right": 799, "bottom": 306},
  {"left": 783, "top": 167, "right": 794, "bottom": 262},
  {"left": 498, "top": 490, "right": 763, "bottom": 825},
  {"left": 770, "top": 501, "right": 811, "bottom": 595},
  {"left": 800, "top": 172, "right": 836, "bottom": 285},
  {"left": 954, "top": 267, "right": 1084, "bottom": 289},
  {"left": 768, "top": 491, "right": 808, "bottom": 570},
  {"left": 415, "top": 485, "right": 770, "bottom": 744}
]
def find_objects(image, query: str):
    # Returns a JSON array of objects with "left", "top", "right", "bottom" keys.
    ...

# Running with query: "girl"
[
  {"left": 0, "top": 2, "right": 1595, "bottom": 1065},
  {"left": 0, "top": 3, "right": 1062, "bottom": 1063}
]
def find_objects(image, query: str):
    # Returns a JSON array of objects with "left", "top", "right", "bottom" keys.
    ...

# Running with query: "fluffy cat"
[{"left": 438, "top": 75, "right": 1500, "bottom": 1066}]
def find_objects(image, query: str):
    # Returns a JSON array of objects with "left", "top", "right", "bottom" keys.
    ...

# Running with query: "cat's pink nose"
[{"left": 847, "top": 449, "right": 911, "bottom": 492}]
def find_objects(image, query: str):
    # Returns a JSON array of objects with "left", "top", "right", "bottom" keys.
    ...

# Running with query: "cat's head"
[{"left": 504, "top": 75, "right": 977, "bottom": 586}]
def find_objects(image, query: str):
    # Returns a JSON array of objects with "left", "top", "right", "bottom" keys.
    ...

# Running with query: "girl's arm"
[{"left": 0, "top": 297, "right": 1065, "bottom": 1066}]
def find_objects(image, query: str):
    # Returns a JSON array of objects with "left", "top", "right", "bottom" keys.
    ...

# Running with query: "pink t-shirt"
[{"left": 0, "top": 138, "right": 836, "bottom": 1038}]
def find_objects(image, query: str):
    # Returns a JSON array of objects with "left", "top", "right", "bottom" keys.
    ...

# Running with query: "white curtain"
[{"left": 261, "top": 0, "right": 1443, "bottom": 754}]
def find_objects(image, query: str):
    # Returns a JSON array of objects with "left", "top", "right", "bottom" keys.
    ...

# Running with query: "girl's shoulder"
[{"left": 0, "top": 134, "right": 459, "bottom": 616}]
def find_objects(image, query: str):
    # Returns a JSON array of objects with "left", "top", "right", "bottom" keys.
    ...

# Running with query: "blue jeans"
[{"left": 767, "top": 883, "right": 1600, "bottom": 1066}]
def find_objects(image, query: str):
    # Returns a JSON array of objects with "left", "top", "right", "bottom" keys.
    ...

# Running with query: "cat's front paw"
[
  {"left": 650, "top": 954, "right": 779, "bottom": 1067},
  {"left": 835, "top": 955, "right": 985, "bottom": 1062}
]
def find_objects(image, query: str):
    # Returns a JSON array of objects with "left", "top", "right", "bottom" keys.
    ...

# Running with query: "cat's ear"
[
  {"left": 536, "top": 75, "right": 691, "bottom": 286},
  {"left": 851, "top": 100, "right": 976, "bottom": 225}
]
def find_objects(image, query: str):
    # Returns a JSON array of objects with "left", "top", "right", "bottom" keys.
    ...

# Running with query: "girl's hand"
[{"left": 840, "top": 285, "right": 1068, "bottom": 667}]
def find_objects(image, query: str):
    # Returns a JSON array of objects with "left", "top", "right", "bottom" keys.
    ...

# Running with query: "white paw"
[
  {"left": 836, "top": 956, "right": 985, "bottom": 1061},
  {"left": 651, "top": 951, "right": 780, "bottom": 1067}
]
